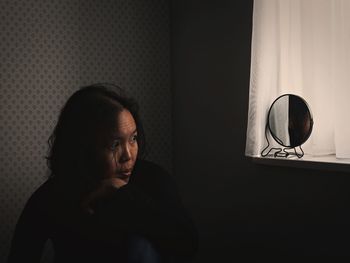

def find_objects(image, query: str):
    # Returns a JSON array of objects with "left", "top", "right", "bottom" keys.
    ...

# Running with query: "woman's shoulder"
[
  {"left": 26, "top": 177, "right": 76, "bottom": 209},
  {"left": 25, "top": 179, "right": 56, "bottom": 206},
  {"left": 16, "top": 179, "right": 57, "bottom": 222}
]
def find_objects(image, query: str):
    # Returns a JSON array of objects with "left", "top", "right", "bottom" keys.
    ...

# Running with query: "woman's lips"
[{"left": 118, "top": 170, "right": 132, "bottom": 179}]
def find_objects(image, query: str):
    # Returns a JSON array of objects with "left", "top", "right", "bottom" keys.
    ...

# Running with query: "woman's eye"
[
  {"left": 111, "top": 140, "right": 120, "bottom": 150},
  {"left": 131, "top": 135, "right": 138, "bottom": 143}
]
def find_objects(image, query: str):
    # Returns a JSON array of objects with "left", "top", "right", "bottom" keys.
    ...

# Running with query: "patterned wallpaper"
[{"left": 0, "top": 0, "right": 171, "bottom": 261}]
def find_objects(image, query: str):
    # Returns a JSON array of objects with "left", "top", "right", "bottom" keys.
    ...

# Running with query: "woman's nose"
[{"left": 120, "top": 145, "right": 131, "bottom": 163}]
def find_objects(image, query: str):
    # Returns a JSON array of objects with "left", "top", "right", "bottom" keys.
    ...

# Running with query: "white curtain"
[{"left": 245, "top": 0, "right": 350, "bottom": 158}]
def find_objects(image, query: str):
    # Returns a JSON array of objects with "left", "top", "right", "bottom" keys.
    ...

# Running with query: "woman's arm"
[
  {"left": 110, "top": 177, "right": 198, "bottom": 258},
  {"left": 90, "top": 161, "right": 198, "bottom": 260},
  {"left": 7, "top": 186, "right": 50, "bottom": 263}
]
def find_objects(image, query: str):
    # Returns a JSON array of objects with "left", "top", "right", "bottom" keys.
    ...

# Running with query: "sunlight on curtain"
[{"left": 245, "top": 0, "right": 350, "bottom": 159}]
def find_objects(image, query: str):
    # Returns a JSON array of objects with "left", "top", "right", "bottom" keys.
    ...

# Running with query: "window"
[{"left": 245, "top": 0, "right": 350, "bottom": 170}]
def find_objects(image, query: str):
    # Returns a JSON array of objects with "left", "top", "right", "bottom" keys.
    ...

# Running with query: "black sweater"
[{"left": 8, "top": 159, "right": 198, "bottom": 263}]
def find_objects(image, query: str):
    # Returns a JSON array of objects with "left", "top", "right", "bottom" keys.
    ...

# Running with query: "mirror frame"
[{"left": 267, "top": 93, "right": 314, "bottom": 148}]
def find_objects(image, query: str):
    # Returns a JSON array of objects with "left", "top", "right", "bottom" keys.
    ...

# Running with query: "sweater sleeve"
[
  {"left": 7, "top": 185, "right": 50, "bottom": 263},
  {"left": 93, "top": 162, "right": 198, "bottom": 261}
]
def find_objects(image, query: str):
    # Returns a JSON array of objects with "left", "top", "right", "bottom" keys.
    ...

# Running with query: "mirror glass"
[{"left": 268, "top": 94, "right": 313, "bottom": 148}]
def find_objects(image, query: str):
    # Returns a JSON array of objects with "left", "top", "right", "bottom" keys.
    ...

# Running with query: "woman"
[{"left": 8, "top": 84, "right": 198, "bottom": 263}]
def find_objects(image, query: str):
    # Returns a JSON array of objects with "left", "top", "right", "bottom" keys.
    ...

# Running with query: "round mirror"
[{"left": 268, "top": 94, "right": 313, "bottom": 148}]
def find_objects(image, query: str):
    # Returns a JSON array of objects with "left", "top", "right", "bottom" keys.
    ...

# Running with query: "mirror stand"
[
  {"left": 261, "top": 123, "right": 304, "bottom": 158},
  {"left": 261, "top": 93, "right": 313, "bottom": 159}
]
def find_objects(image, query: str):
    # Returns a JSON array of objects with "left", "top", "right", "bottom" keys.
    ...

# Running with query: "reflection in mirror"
[{"left": 261, "top": 94, "right": 313, "bottom": 158}]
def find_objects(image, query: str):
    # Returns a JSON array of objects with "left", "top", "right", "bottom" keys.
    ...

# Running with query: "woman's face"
[{"left": 96, "top": 109, "right": 138, "bottom": 183}]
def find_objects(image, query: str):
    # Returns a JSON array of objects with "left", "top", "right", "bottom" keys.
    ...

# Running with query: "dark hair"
[{"left": 46, "top": 83, "right": 146, "bottom": 184}]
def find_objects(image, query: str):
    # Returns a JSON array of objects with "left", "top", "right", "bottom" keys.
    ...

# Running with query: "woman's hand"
[{"left": 81, "top": 178, "right": 127, "bottom": 215}]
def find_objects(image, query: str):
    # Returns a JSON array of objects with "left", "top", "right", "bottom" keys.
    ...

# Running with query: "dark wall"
[{"left": 170, "top": 1, "right": 350, "bottom": 261}]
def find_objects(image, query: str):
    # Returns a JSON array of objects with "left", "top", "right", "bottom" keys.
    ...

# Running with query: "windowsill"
[{"left": 252, "top": 154, "right": 350, "bottom": 173}]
